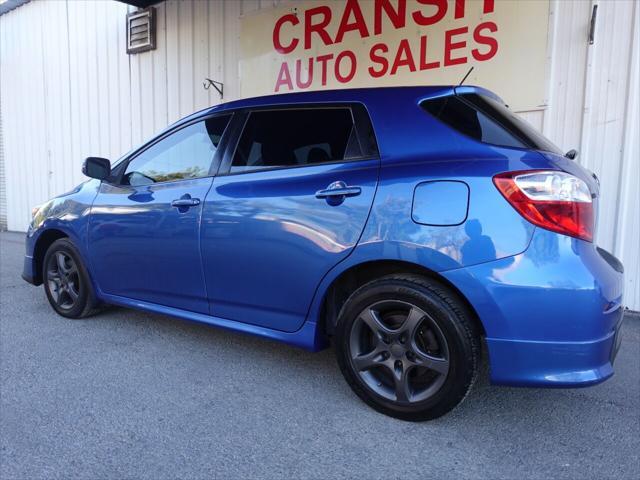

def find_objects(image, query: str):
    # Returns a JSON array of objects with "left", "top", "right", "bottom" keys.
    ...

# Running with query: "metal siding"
[
  {"left": 615, "top": 2, "right": 639, "bottom": 312},
  {"left": 547, "top": 0, "right": 639, "bottom": 310},
  {"left": 0, "top": 88, "right": 5, "bottom": 231},
  {"left": 0, "top": 0, "right": 638, "bottom": 309}
]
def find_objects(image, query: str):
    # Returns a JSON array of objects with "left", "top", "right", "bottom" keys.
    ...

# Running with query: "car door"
[
  {"left": 88, "top": 114, "right": 232, "bottom": 313},
  {"left": 201, "top": 104, "right": 379, "bottom": 332}
]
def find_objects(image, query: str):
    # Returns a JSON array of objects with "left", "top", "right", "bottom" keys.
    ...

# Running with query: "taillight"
[{"left": 493, "top": 170, "right": 594, "bottom": 242}]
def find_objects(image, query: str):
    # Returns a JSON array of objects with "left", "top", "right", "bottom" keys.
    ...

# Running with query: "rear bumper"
[
  {"left": 442, "top": 228, "right": 625, "bottom": 388},
  {"left": 487, "top": 313, "right": 624, "bottom": 387}
]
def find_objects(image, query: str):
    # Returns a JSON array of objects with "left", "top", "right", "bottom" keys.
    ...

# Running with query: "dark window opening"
[
  {"left": 231, "top": 108, "right": 365, "bottom": 174},
  {"left": 421, "top": 93, "right": 562, "bottom": 154}
]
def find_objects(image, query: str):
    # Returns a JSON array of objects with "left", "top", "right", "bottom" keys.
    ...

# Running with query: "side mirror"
[{"left": 82, "top": 157, "right": 111, "bottom": 180}]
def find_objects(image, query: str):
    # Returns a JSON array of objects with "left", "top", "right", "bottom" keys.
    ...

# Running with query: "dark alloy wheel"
[
  {"left": 335, "top": 274, "right": 480, "bottom": 421},
  {"left": 349, "top": 300, "right": 450, "bottom": 404},
  {"left": 43, "top": 238, "right": 98, "bottom": 319},
  {"left": 46, "top": 251, "right": 81, "bottom": 310}
]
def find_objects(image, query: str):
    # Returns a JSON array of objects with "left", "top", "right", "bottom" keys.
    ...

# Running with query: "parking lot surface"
[{"left": 1, "top": 231, "right": 638, "bottom": 479}]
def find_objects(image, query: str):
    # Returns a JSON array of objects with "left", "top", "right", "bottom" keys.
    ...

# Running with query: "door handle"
[
  {"left": 315, "top": 182, "right": 362, "bottom": 199},
  {"left": 171, "top": 197, "right": 201, "bottom": 208}
]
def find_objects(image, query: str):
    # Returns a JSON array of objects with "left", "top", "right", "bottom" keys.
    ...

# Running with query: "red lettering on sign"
[
  {"left": 412, "top": 0, "right": 447, "bottom": 27},
  {"left": 270, "top": 0, "right": 502, "bottom": 92},
  {"left": 335, "top": 0, "right": 370, "bottom": 43},
  {"left": 273, "top": 14, "right": 299, "bottom": 54},
  {"left": 455, "top": 0, "right": 495, "bottom": 18},
  {"left": 374, "top": 0, "right": 407, "bottom": 35},
  {"left": 295, "top": 58, "right": 314, "bottom": 88},
  {"left": 483, "top": 0, "right": 495, "bottom": 14},
  {"left": 305, "top": 6, "right": 333, "bottom": 50},
  {"left": 472, "top": 21, "right": 498, "bottom": 61},
  {"left": 335, "top": 50, "right": 357, "bottom": 83},
  {"left": 391, "top": 39, "right": 416, "bottom": 75},
  {"left": 274, "top": 62, "right": 293, "bottom": 92},
  {"left": 419, "top": 35, "right": 440, "bottom": 70},
  {"left": 444, "top": 26, "right": 468, "bottom": 66},
  {"left": 368, "top": 43, "right": 389, "bottom": 77},
  {"left": 317, "top": 53, "right": 334, "bottom": 86}
]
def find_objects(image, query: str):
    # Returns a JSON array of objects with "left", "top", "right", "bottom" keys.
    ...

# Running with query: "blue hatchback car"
[{"left": 23, "top": 86, "right": 624, "bottom": 420}]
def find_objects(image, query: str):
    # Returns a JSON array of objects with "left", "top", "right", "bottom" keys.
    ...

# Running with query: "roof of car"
[
  {"left": 215, "top": 85, "right": 453, "bottom": 110},
  {"left": 168, "top": 85, "right": 500, "bottom": 132}
]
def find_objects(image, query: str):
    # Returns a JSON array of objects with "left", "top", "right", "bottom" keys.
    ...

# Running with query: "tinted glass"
[
  {"left": 231, "top": 108, "right": 362, "bottom": 173},
  {"left": 123, "top": 115, "right": 231, "bottom": 185},
  {"left": 462, "top": 94, "right": 562, "bottom": 154},
  {"left": 422, "top": 94, "right": 562, "bottom": 154}
]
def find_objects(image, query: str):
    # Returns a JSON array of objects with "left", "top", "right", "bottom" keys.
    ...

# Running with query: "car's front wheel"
[
  {"left": 335, "top": 275, "right": 480, "bottom": 421},
  {"left": 43, "top": 238, "right": 97, "bottom": 319}
]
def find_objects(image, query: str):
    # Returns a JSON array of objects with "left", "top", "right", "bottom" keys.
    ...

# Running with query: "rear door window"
[{"left": 230, "top": 107, "right": 371, "bottom": 174}]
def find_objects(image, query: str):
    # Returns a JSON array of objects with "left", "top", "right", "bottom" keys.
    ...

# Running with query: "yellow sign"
[{"left": 240, "top": 0, "right": 550, "bottom": 111}]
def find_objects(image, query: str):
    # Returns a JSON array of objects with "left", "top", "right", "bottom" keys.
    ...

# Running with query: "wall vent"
[{"left": 126, "top": 7, "right": 155, "bottom": 54}]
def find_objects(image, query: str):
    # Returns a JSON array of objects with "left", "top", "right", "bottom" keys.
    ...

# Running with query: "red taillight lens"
[{"left": 493, "top": 170, "right": 594, "bottom": 242}]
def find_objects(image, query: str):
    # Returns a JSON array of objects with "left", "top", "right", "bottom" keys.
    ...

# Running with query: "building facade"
[{"left": 0, "top": 0, "right": 638, "bottom": 309}]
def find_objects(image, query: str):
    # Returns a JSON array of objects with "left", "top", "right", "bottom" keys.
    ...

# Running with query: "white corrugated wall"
[
  {"left": 0, "top": 88, "right": 6, "bottom": 231},
  {"left": 0, "top": 0, "right": 638, "bottom": 309}
]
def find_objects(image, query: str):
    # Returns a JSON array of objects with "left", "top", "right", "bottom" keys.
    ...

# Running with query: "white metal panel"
[
  {"left": 542, "top": 0, "right": 591, "bottom": 150},
  {"left": 578, "top": 0, "right": 638, "bottom": 309},
  {"left": 614, "top": 1, "right": 639, "bottom": 311},
  {"left": 580, "top": 1, "right": 635, "bottom": 250},
  {"left": 517, "top": 110, "right": 545, "bottom": 131},
  {"left": 0, "top": 75, "right": 5, "bottom": 230}
]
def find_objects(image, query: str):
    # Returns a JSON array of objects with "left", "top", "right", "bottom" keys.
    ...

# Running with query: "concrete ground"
[{"left": 1, "top": 231, "right": 638, "bottom": 479}]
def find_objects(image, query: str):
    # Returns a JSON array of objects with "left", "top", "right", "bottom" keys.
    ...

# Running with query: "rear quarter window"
[{"left": 421, "top": 93, "right": 562, "bottom": 154}]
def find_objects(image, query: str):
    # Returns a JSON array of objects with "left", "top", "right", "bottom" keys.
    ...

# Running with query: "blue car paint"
[
  {"left": 411, "top": 181, "right": 470, "bottom": 226},
  {"left": 201, "top": 158, "right": 379, "bottom": 332},
  {"left": 88, "top": 177, "right": 214, "bottom": 314},
  {"left": 23, "top": 86, "right": 624, "bottom": 388}
]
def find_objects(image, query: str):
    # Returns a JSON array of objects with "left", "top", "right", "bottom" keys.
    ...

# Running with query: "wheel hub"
[{"left": 390, "top": 343, "right": 405, "bottom": 359}]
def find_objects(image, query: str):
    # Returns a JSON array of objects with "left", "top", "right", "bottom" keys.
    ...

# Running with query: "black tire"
[
  {"left": 335, "top": 274, "right": 479, "bottom": 421},
  {"left": 42, "top": 238, "right": 98, "bottom": 319}
]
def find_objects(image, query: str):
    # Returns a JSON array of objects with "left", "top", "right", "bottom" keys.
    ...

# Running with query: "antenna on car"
[{"left": 458, "top": 66, "right": 474, "bottom": 86}]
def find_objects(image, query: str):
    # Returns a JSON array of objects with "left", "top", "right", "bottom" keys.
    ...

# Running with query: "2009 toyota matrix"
[{"left": 23, "top": 86, "right": 625, "bottom": 420}]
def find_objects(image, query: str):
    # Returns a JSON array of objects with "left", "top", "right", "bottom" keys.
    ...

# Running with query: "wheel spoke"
[
  {"left": 47, "top": 268, "right": 61, "bottom": 280},
  {"left": 359, "top": 307, "right": 394, "bottom": 339},
  {"left": 392, "top": 362, "right": 411, "bottom": 402},
  {"left": 401, "top": 306, "right": 426, "bottom": 338},
  {"left": 414, "top": 350, "right": 449, "bottom": 375},
  {"left": 352, "top": 348, "right": 385, "bottom": 372},
  {"left": 56, "top": 252, "right": 69, "bottom": 274},
  {"left": 66, "top": 284, "right": 79, "bottom": 302},
  {"left": 57, "top": 287, "right": 70, "bottom": 306}
]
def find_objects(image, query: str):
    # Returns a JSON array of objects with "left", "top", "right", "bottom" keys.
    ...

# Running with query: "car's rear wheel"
[
  {"left": 335, "top": 274, "right": 479, "bottom": 421},
  {"left": 43, "top": 238, "right": 97, "bottom": 319}
]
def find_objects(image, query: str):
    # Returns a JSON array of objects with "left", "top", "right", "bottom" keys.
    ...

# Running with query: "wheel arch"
[
  {"left": 318, "top": 259, "right": 486, "bottom": 339},
  {"left": 32, "top": 229, "right": 69, "bottom": 284}
]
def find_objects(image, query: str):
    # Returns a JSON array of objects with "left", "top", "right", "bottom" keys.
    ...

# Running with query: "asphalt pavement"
[{"left": 1, "top": 231, "right": 638, "bottom": 479}]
